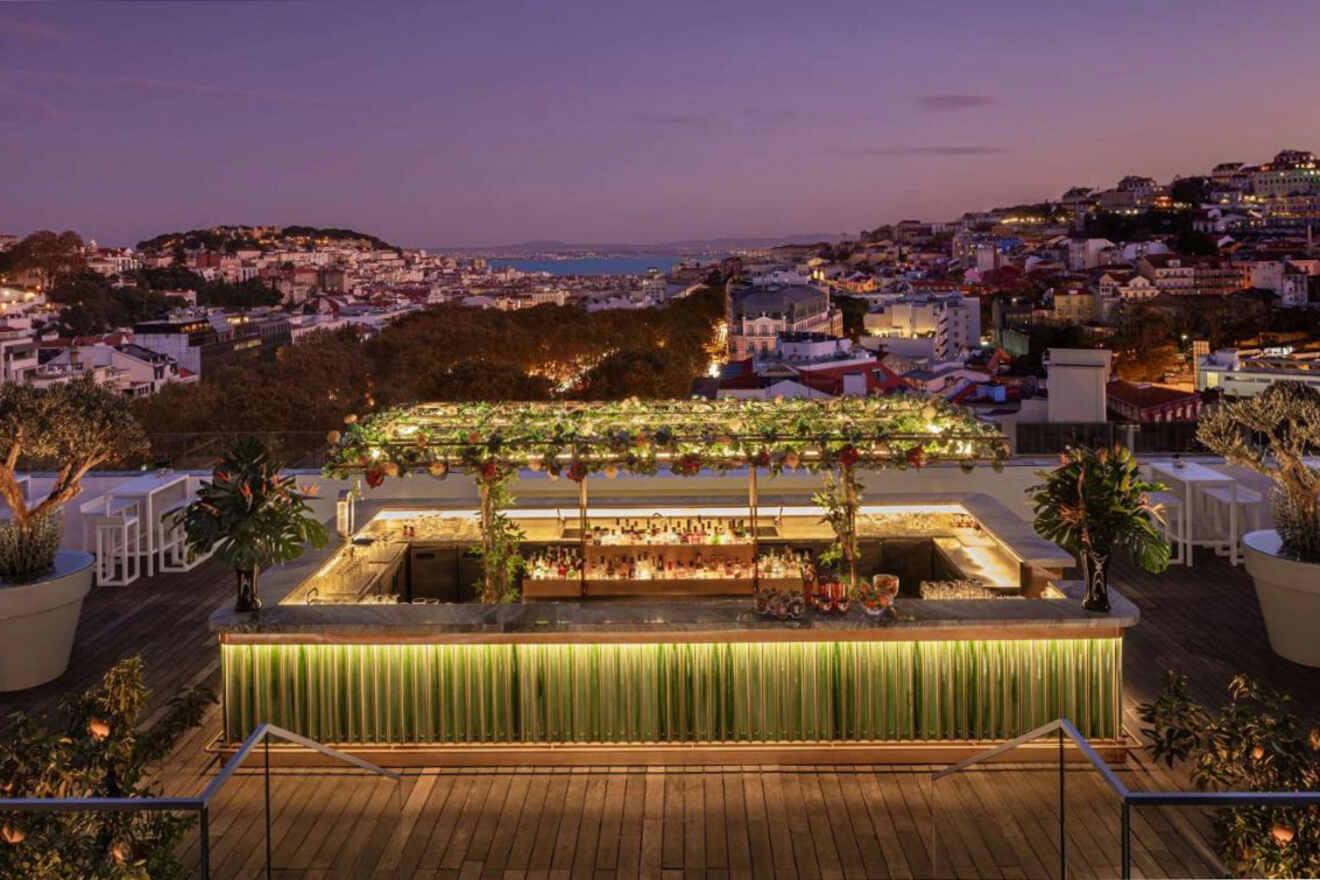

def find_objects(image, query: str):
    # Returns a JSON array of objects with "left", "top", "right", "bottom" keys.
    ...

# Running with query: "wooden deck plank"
[{"left": 14, "top": 550, "right": 1318, "bottom": 878}]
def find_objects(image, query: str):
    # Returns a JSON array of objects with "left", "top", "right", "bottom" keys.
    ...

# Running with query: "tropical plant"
[
  {"left": 180, "top": 436, "right": 327, "bottom": 612},
  {"left": 1197, "top": 381, "right": 1320, "bottom": 561},
  {"left": 0, "top": 656, "right": 215, "bottom": 880},
  {"left": 472, "top": 467, "right": 524, "bottom": 603},
  {"left": 1028, "top": 444, "right": 1169, "bottom": 611},
  {"left": 1141, "top": 672, "right": 1320, "bottom": 878},
  {"left": 0, "top": 378, "right": 148, "bottom": 580}
]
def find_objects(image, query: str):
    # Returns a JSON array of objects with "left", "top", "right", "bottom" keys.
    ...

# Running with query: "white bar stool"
[
  {"left": 1202, "top": 485, "right": 1267, "bottom": 566},
  {"left": 1149, "top": 490, "right": 1186, "bottom": 566},
  {"left": 156, "top": 497, "right": 211, "bottom": 572},
  {"left": 92, "top": 500, "right": 143, "bottom": 586}
]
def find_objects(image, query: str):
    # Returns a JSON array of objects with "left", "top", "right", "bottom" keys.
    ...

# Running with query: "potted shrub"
[
  {"left": 1197, "top": 381, "right": 1320, "bottom": 665},
  {"left": 180, "top": 436, "right": 326, "bottom": 612},
  {"left": 0, "top": 656, "right": 214, "bottom": 879},
  {"left": 1028, "top": 444, "right": 1170, "bottom": 612},
  {"left": 0, "top": 378, "right": 148, "bottom": 691},
  {"left": 1140, "top": 672, "right": 1320, "bottom": 878}
]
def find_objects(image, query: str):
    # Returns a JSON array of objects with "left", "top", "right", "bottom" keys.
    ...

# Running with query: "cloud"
[
  {"left": 0, "top": 16, "right": 68, "bottom": 41},
  {"left": 916, "top": 93, "right": 995, "bottom": 111},
  {"left": 847, "top": 145, "right": 1007, "bottom": 157},
  {"left": 109, "top": 76, "right": 348, "bottom": 107},
  {"left": 0, "top": 87, "right": 57, "bottom": 125},
  {"left": 0, "top": 67, "right": 354, "bottom": 110},
  {"left": 626, "top": 112, "right": 712, "bottom": 128}
]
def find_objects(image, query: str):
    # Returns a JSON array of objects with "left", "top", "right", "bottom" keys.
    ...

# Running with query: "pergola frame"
[{"left": 324, "top": 397, "right": 1010, "bottom": 597}]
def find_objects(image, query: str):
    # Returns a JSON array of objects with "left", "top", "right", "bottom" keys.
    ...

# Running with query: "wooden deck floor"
[{"left": 5, "top": 549, "right": 1319, "bottom": 878}]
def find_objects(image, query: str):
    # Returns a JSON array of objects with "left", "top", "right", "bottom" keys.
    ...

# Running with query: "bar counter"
[{"left": 209, "top": 494, "right": 1131, "bottom": 762}]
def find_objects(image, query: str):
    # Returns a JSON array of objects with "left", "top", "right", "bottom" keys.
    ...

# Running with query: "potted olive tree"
[
  {"left": 180, "top": 436, "right": 327, "bottom": 612},
  {"left": 1029, "top": 444, "right": 1170, "bottom": 612},
  {"left": 1197, "top": 381, "right": 1320, "bottom": 665},
  {"left": 0, "top": 378, "right": 148, "bottom": 691}
]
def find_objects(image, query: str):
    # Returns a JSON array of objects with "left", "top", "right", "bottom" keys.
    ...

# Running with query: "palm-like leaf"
[
  {"left": 182, "top": 436, "right": 327, "bottom": 572},
  {"left": 1028, "top": 444, "right": 1170, "bottom": 574}
]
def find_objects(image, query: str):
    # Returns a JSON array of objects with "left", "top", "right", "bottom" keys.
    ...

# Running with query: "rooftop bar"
[{"left": 209, "top": 398, "right": 1135, "bottom": 764}]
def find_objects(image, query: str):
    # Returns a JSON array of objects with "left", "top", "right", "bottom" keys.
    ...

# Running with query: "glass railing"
[{"left": 1015, "top": 421, "right": 1204, "bottom": 455}]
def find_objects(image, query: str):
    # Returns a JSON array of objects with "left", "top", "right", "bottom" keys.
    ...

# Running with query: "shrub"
[
  {"left": 1141, "top": 672, "right": 1320, "bottom": 878},
  {"left": 0, "top": 657, "right": 215, "bottom": 879},
  {"left": 0, "top": 512, "right": 62, "bottom": 581}
]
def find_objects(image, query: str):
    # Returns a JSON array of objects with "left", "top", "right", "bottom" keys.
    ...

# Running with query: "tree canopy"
[
  {"left": 132, "top": 287, "right": 729, "bottom": 467},
  {"left": 6, "top": 230, "right": 85, "bottom": 290}
]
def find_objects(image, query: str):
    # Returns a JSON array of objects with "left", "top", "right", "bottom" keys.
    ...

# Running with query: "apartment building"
[
  {"left": 133, "top": 310, "right": 291, "bottom": 378},
  {"left": 861, "top": 291, "right": 981, "bottom": 361},
  {"left": 36, "top": 343, "right": 194, "bottom": 396},
  {"left": 728, "top": 285, "right": 840, "bottom": 358},
  {"left": 1198, "top": 348, "right": 1320, "bottom": 397},
  {"left": 1252, "top": 150, "right": 1320, "bottom": 198}
]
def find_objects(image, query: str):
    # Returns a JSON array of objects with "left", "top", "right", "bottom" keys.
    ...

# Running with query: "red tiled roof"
[{"left": 1106, "top": 380, "right": 1199, "bottom": 409}]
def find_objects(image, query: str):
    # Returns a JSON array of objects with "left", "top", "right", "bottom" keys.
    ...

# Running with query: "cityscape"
[{"left": 1, "top": 2, "right": 1319, "bottom": 879}]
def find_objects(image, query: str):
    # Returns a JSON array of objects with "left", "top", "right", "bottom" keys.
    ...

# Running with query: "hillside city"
[
  {"left": 3, "top": 148, "right": 1320, "bottom": 460},
  {"left": 9, "top": 3, "right": 1320, "bottom": 877}
]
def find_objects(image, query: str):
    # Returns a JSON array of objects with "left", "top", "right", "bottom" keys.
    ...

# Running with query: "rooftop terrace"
[{"left": 8, "top": 536, "right": 1314, "bottom": 878}]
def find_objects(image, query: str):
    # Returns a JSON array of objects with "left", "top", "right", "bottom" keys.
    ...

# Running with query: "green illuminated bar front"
[{"left": 221, "top": 637, "right": 1121, "bottom": 745}]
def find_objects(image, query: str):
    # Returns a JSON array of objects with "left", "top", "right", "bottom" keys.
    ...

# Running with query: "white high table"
[
  {"left": 105, "top": 472, "right": 190, "bottom": 577},
  {"left": 1150, "top": 460, "right": 1238, "bottom": 567}
]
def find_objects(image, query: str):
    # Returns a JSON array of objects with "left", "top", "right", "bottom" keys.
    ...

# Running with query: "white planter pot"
[
  {"left": 1243, "top": 530, "right": 1320, "bottom": 667},
  {"left": 0, "top": 550, "right": 95, "bottom": 691}
]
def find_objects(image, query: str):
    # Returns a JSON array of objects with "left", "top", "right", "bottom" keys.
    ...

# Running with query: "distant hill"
[
  {"left": 433, "top": 233, "right": 845, "bottom": 257},
  {"left": 136, "top": 225, "right": 396, "bottom": 254}
]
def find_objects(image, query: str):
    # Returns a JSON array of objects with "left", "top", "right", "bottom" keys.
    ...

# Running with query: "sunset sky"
[{"left": 3, "top": 0, "right": 1318, "bottom": 247}]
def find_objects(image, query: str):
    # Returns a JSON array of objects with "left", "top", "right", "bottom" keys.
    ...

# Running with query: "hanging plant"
[
  {"left": 813, "top": 465, "right": 863, "bottom": 587},
  {"left": 473, "top": 470, "right": 524, "bottom": 603},
  {"left": 322, "top": 397, "right": 1008, "bottom": 480}
]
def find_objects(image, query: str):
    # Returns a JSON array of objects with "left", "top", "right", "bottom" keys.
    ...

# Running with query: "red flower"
[
  {"left": 567, "top": 461, "right": 588, "bottom": 483},
  {"left": 365, "top": 467, "right": 385, "bottom": 488},
  {"left": 838, "top": 445, "right": 859, "bottom": 468},
  {"left": 906, "top": 446, "right": 926, "bottom": 469},
  {"left": 480, "top": 460, "right": 499, "bottom": 482}
]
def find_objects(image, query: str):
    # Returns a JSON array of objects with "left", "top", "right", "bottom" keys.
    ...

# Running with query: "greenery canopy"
[{"left": 324, "top": 395, "right": 1009, "bottom": 484}]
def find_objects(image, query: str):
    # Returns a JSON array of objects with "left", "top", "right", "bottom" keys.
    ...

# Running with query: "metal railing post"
[
  {"left": 1058, "top": 725, "right": 1066, "bottom": 880},
  {"left": 1120, "top": 801, "right": 1131, "bottom": 879},
  {"left": 265, "top": 732, "right": 273, "bottom": 880},
  {"left": 199, "top": 804, "right": 210, "bottom": 880}
]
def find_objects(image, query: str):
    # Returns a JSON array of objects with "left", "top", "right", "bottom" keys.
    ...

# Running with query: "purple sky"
[{"left": 3, "top": 1, "right": 1318, "bottom": 248}]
